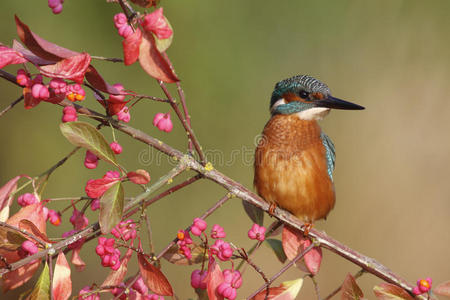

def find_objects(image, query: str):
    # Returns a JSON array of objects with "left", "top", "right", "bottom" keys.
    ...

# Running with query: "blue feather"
[{"left": 320, "top": 132, "right": 335, "bottom": 181}]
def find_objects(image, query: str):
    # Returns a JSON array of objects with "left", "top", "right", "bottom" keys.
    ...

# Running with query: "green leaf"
[
  {"left": 59, "top": 121, "right": 118, "bottom": 167},
  {"left": 154, "top": 16, "right": 173, "bottom": 53},
  {"left": 242, "top": 200, "right": 264, "bottom": 225},
  {"left": 266, "top": 239, "right": 287, "bottom": 263},
  {"left": 99, "top": 182, "right": 124, "bottom": 234},
  {"left": 29, "top": 262, "right": 50, "bottom": 300}
]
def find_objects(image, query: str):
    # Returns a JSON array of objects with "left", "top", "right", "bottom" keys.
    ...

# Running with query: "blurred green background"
[{"left": 1, "top": 0, "right": 449, "bottom": 299}]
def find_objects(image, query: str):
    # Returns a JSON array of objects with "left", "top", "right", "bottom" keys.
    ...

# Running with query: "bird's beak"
[{"left": 315, "top": 96, "right": 365, "bottom": 110}]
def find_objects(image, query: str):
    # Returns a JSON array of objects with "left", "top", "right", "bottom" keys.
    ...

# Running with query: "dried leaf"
[
  {"left": 15, "top": 15, "right": 79, "bottom": 61},
  {"left": 23, "top": 87, "right": 41, "bottom": 109},
  {"left": 59, "top": 121, "right": 118, "bottom": 168},
  {"left": 0, "top": 175, "right": 21, "bottom": 211},
  {"left": 28, "top": 262, "right": 50, "bottom": 300},
  {"left": 373, "top": 283, "right": 414, "bottom": 300},
  {"left": 434, "top": 280, "right": 450, "bottom": 297},
  {"left": 102, "top": 247, "right": 133, "bottom": 286},
  {"left": 138, "top": 253, "right": 174, "bottom": 296},
  {"left": 38, "top": 53, "right": 91, "bottom": 83},
  {"left": 127, "top": 170, "right": 151, "bottom": 185},
  {"left": 206, "top": 258, "right": 224, "bottom": 300},
  {"left": 99, "top": 182, "right": 124, "bottom": 234},
  {"left": 138, "top": 31, "right": 179, "bottom": 83},
  {"left": 52, "top": 252, "right": 72, "bottom": 300},
  {"left": 242, "top": 200, "right": 264, "bottom": 226},
  {"left": 19, "top": 219, "right": 52, "bottom": 244},
  {"left": 265, "top": 239, "right": 287, "bottom": 263},
  {"left": 163, "top": 244, "right": 207, "bottom": 265},
  {"left": 71, "top": 247, "right": 86, "bottom": 272},
  {"left": 341, "top": 273, "right": 364, "bottom": 300},
  {"left": 123, "top": 28, "right": 142, "bottom": 66},
  {"left": 252, "top": 278, "right": 304, "bottom": 300}
]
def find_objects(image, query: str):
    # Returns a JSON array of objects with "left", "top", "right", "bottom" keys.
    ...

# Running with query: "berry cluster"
[
  {"left": 113, "top": 13, "right": 133, "bottom": 39},
  {"left": 48, "top": 0, "right": 64, "bottom": 14},
  {"left": 413, "top": 278, "right": 432, "bottom": 295},
  {"left": 111, "top": 219, "right": 137, "bottom": 242},
  {"left": 95, "top": 237, "right": 122, "bottom": 271}
]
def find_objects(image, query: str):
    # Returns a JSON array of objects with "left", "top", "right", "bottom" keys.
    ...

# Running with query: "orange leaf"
[
  {"left": 138, "top": 31, "right": 179, "bottom": 83},
  {"left": 19, "top": 219, "right": 52, "bottom": 244},
  {"left": 52, "top": 252, "right": 72, "bottom": 300},
  {"left": 373, "top": 283, "right": 414, "bottom": 300},
  {"left": 138, "top": 253, "right": 173, "bottom": 296}
]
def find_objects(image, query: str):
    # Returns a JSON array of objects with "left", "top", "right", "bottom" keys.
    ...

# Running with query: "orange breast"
[{"left": 254, "top": 114, "right": 335, "bottom": 222}]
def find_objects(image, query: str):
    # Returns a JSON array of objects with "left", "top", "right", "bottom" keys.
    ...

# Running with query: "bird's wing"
[{"left": 320, "top": 132, "right": 335, "bottom": 181}]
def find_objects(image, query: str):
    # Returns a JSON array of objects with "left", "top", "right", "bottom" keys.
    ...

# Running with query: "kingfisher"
[{"left": 254, "top": 75, "right": 364, "bottom": 229}]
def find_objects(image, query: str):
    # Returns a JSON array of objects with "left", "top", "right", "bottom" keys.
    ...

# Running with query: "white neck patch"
[
  {"left": 295, "top": 107, "right": 330, "bottom": 120},
  {"left": 270, "top": 98, "right": 286, "bottom": 113}
]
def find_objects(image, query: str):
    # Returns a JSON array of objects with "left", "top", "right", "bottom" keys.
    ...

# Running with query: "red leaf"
[
  {"left": 138, "top": 253, "right": 174, "bottom": 296},
  {"left": 7, "top": 203, "right": 46, "bottom": 232},
  {"left": 373, "top": 283, "right": 414, "bottom": 300},
  {"left": 434, "top": 280, "right": 450, "bottom": 297},
  {"left": 23, "top": 86, "right": 41, "bottom": 109},
  {"left": 15, "top": 15, "right": 79, "bottom": 61},
  {"left": 105, "top": 97, "right": 129, "bottom": 116},
  {"left": 282, "top": 226, "right": 322, "bottom": 275},
  {"left": 71, "top": 247, "right": 86, "bottom": 272},
  {"left": 13, "top": 40, "right": 54, "bottom": 66},
  {"left": 0, "top": 45, "right": 27, "bottom": 68},
  {"left": 52, "top": 252, "right": 72, "bottom": 300},
  {"left": 138, "top": 31, "right": 179, "bottom": 83},
  {"left": 206, "top": 258, "right": 224, "bottom": 300},
  {"left": 102, "top": 247, "right": 133, "bottom": 286},
  {"left": 2, "top": 259, "right": 40, "bottom": 292},
  {"left": 85, "top": 65, "right": 120, "bottom": 94},
  {"left": 19, "top": 219, "right": 52, "bottom": 244},
  {"left": 0, "top": 175, "right": 21, "bottom": 211},
  {"left": 39, "top": 53, "right": 91, "bottom": 83},
  {"left": 123, "top": 28, "right": 142, "bottom": 66},
  {"left": 341, "top": 273, "right": 364, "bottom": 300},
  {"left": 127, "top": 170, "right": 151, "bottom": 185},
  {"left": 85, "top": 177, "right": 120, "bottom": 199}
]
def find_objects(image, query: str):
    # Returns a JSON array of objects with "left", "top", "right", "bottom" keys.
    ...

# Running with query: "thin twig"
[
  {"left": 158, "top": 81, "right": 206, "bottom": 163},
  {"left": 308, "top": 274, "right": 322, "bottom": 300},
  {"left": 0, "top": 95, "right": 24, "bottom": 118},
  {"left": 48, "top": 255, "right": 54, "bottom": 300},
  {"left": 247, "top": 244, "right": 315, "bottom": 300},
  {"left": 91, "top": 56, "right": 124, "bottom": 63}
]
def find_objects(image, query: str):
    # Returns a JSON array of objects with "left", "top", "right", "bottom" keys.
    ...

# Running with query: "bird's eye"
[{"left": 299, "top": 90, "right": 309, "bottom": 99}]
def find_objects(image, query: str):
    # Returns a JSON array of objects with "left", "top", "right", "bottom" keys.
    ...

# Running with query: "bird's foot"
[
  {"left": 268, "top": 203, "right": 277, "bottom": 216},
  {"left": 302, "top": 222, "right": 313, "bottom": 236}
]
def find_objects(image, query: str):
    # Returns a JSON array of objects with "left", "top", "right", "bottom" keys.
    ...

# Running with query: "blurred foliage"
[{"left": 0, "top": 0, "right": 449, "bottom": 299}]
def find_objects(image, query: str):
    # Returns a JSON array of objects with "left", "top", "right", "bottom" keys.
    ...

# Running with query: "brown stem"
[
  {"left": 48, "top": 255, "right": 54, "bottom": 300},
  {"left": 91, "top": 56, "right": 124, "bottom": 63},
  {"left": 247, "top": 243, "right": 315, "bottom": 300},
  {"left": 0, "top": 95, "right": 24, "bottom": 118}
]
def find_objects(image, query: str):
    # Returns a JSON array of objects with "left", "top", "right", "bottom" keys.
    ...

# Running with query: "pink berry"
[
  {"left": 31, "top": 83, "right": 50, "bottom": 100},
  {"left": 47, "top": 209, "right": 61, "bottom": 226},
  {"left": 190, "top": 269, "right": 207, "bottom": 289},
  {"left": 21, "top": 240, "right": 38, "bottom": 255},
  {"left": 114, "top": 13, "right": 128, "bottom": 28},
  {"left": 211, "top": 224, "right": 226, "bottom": 239},
  {"left": 17, "top": 193, "right": 38, "bottom": 207},
  {"left": 116, "top": 106, "right": 131, "bottom": 123},
  {"left": 211, "top": 239, "right": 233, "bottom": 261},
  {"left": 217, "top": 269, "right": 242, "bottom": 300},
  {"left": 110, "top": 142, "right": 123, "bottom": 154},
  {"left": 132, "top": 276, "right": 148, "bottom": 295},
  {"left": 16, "top": 69, "right": 30, "bottom": 86},
  {"left": 247, "top": 224, "right": 266, "bottom": 242},
  {"left": 84, "top": 151, "right": 98, "bottom": 169},
  {"left": 105, "top": 171, "right": 121, "bottom": 179},
  {"left": 52, "top": 4, "right": 63, "bottom": 14},
  {"left": 109, "top": 83, "right": 126, "bottom": 102},
  {"left": 90, "top": 198, "right": 100, "bottom": 211},
  {"left": 153, "top": 112, "right": 173, "bottom": 133}
]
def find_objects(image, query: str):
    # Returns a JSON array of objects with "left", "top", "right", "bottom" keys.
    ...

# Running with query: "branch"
[{"left": 0, "top": 95, "right": 24, "bottom": 118}]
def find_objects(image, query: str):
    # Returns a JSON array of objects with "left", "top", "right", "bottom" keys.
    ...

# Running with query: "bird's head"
[{"left": 270, "top": 75, "right": 364, "bottom": 120}]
